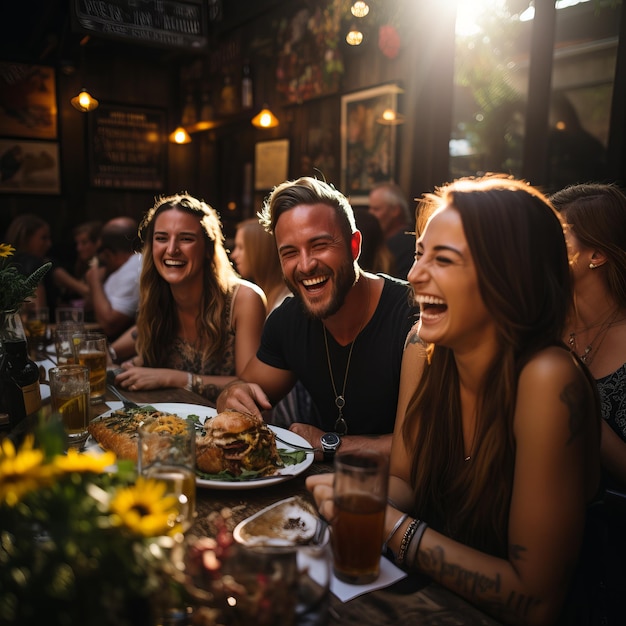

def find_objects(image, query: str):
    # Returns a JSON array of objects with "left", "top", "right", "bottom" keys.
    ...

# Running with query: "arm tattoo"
[
  {"left": 418, "top": 545, "right": 541, "bottom": 620},
  {"left": 560, "top": 381, "right": 584, "bottom": 444}
]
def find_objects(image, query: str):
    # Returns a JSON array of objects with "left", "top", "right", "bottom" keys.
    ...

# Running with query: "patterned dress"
[
  {"left": 596, "top": 362, "right": 626, "bottom": 442},
  {"left": 162, "top": 285, "right": 237, "bottom": 402}
]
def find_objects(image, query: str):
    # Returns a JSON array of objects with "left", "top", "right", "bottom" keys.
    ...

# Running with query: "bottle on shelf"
[
  {"left": 0, "top": 310, "right": 42, "bottom": 431},
  {"left": 241, "top": 60, "right": 253, "bottom": 110}
]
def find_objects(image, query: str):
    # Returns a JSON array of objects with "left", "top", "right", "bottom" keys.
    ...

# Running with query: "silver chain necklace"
[{"left": 322, "top": 278, "right": 370, "bottom": 435}]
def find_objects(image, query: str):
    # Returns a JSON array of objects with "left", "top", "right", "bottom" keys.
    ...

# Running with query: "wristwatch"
[{"left": 320, "top": 432, "right": 341, "bottom": 462}]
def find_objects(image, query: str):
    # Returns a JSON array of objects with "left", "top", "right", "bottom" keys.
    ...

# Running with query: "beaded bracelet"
[
  {"left": 397, "top": 518, "right": 420, "bottom": 566},
  {"left": 382, "top": 513, "right": 408, "bottom": 556},
  {"left": 405, "top": 520, "right": 428, "bottom": 569},
  {"left": 184, "top": 372, "right": 193, "bottom": 391}
]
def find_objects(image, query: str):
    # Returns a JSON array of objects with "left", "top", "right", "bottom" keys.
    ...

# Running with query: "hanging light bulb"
[
  {"left": 346, "top": 28, "right": 364, "bottom": 46},
  {"left": 251, "top": 106, "right": 279, "bottom": 129},
  {"left": 351, "top": 1, "right": 369, "bottom": 18},
  {"left": 71, "top": 88, "right": 99, "bottom": 112},
  {"left": 376, "top": 108, "right": 405, "bottom": 125},
  {"left": 169, "top": 126, "right": 192, "bottom": 144}
]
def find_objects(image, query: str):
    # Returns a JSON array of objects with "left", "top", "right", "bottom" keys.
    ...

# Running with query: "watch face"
[{"left": 321, "top": 432, "right": 341, "bottom": 449}]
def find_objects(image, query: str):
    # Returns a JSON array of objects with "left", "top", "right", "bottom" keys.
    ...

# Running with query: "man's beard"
[{"left": 285, "top": 259, "right": 358, "bottom": 320}]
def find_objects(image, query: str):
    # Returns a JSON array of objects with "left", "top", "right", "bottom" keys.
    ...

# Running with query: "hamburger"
[{"left": 196, "top": 409, "right": 284, "bottom": 477}]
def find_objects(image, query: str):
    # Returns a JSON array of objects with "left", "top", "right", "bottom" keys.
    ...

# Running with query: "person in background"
[
  {"left": 354, "top": 207, "right": 396, "bottom": 275},
  {"left": 114, "top": 193, "right": 266, "bottom": 403},
  {"left": 73, "top": 220, "right": 102, "bottom": 281},
  {"left": 69, "top": 220, "right": 102, "bottom": 321},
  {"left": 84, "top": 217, "right": 141, "bottom": 341},
  {"left": 231, "top": 216, "right": 314, "bottom": 428},
  {"left": 216, "top": 177, "right": 415, "bottom": 456},
  {"left": 231, "top": 217, "right": 291, "bottom": 313},
  {"left": 308, "top": 176, "right": 602, "bottom": 625},
  {"left": 549, "top": 183, "right": 626, "bottom": 488},
  {"left": 368, "top": 181, "right": 415, "bottom": 279},
  {"left": 4, "top": 214, "right": 89, "bottom": 313}
]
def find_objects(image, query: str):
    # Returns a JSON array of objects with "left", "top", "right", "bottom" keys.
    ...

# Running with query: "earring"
[{"left": 589, "top": 263, "right": 598, "bottom": 269}]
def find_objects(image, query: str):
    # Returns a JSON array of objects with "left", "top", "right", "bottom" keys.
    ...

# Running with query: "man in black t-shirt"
[{"left": 216, "top": 177, "right": 416, "bottom": 457}]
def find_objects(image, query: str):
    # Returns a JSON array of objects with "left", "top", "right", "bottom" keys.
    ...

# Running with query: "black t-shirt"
[{"left": 258, "top": 275, "right": 416, "bottom": 435}]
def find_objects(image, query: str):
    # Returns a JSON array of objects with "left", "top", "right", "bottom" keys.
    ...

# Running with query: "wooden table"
[{"left": 24, "top": 382, "right": 502, "bottom": 626}]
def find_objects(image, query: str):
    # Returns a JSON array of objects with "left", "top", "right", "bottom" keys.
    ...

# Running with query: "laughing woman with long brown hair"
[
  {"left": 308, "top": 176, "right": 603, "bottom": 625},
  {"left": 114, "top": 193, "right": 266, "bottom": 402}
]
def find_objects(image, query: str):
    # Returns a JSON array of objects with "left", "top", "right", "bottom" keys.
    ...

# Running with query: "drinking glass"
[
  {"left": 138, "top": 419, "right": 196, "bottom": 532},
  {"left": 53, "top": 324, "right": 82, "bottom": 365},
  {"left": 331, "top": 450, "right": 389, "bottom": 584},
  {"left": 74, "top": 332, "right": 107, "bottom": 403},
  {"left": 49, "top": 364, "right": 90, "bottom": 448},
  {"left": 55, "top": 306, "right": 85, "bottom": 327},
  {"left": 23, "top": 305, "right": 49, "bottom": 360}
]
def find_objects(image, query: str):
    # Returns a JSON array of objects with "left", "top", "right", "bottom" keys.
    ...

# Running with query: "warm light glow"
[
  {"left": 346, "top": 29, "right": 364, "bottom": 46},
  {"left": 376, "top": 108, "right": 406, "bottom": 125},
  {"left": 71, "top": 89, "right": 99, "bottom": 112},
  {"left": 168, "top": 126, "right": 192, "bottom": 144},
  {"left": 251, "top": 107, "right": 279, "bottom": 128},
  {"left": 351, "top": 1, "right": 369, "bottom": 18}
]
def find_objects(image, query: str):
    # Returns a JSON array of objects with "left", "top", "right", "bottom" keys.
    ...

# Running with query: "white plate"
[{"left": 196, "top": 425, "right": 314, "bottom": 491}]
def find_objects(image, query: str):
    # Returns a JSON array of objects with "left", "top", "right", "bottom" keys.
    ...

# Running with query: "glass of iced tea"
[
  {"left": 49, "top": 364, "right": 90, "bottom": 448},
  {"left": 331, "top": 450, "right": 389, "bottom": 584},
  {"left": 137, "top": 419, "right": 196, "bottom": 532},
  {"left": 74, "top": 332, "right": 107, "bottom": 403}
]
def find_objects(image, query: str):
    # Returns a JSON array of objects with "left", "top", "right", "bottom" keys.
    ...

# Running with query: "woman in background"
[
  {"left": 550, "top": 183, "right": 626, "bottom": 488},
  {"left": 231, "top": 217, "right": 291, "bottom": 313},
  {"left": 115, "top": 193, "right": 266, "bottom": 403},
  {"left": 4, "top": 214, "right": 88, "bottom": 311}
]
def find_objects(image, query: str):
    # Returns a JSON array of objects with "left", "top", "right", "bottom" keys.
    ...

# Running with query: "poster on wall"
[
  {"left": 0, "top": 139, "right": 61, "bottom": 194},
  {"left": 0, "top": 62, "right": 57, "bottom": 140},
  {"left": 340, "top": 84, "right": 401, "bottom": 205},
  {"left": 255, "top": 139, "right": 289, "bottom": 190},
  {"left": 89, "top": 104, "right": 166, "bottom": 190}
]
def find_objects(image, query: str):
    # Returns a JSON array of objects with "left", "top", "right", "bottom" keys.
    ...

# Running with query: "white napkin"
[{"left": 329, "top": 556, "right": 407, "bottom": 602}]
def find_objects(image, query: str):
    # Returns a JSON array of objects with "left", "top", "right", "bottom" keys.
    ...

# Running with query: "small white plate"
[
  {"left": 233, "top": 496, "right": 324, "bottom": 546},
  {"left": 196, "top": 426, "right": 314, "bottom": 490}
]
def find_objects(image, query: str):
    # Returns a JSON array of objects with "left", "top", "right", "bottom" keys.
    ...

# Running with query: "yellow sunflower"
[
  {"left": 110, "top": 476, "right": 180, "bottom": 537},
  {"left": 0, "top": 436, "right": 55, "bottom": 506},
  {"left": 53, "top": 448, "right": 116, "bottom": 474},
  {"left": 0, "top": 243, "right": 15, "bottom": 258}
]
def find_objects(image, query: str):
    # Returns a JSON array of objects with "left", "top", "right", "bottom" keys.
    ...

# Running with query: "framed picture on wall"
[
  {"left": 0, "top": 62, "right": 57, "bottom": 140},
  {"left": 0, "top": 138, "right": 60, "bottom": 194},
  {"left": 340, "top": 83, "right": 402, "bottom": 205},
  {"left": 254, "top": 139, "right": 289, "bottom": 190}
]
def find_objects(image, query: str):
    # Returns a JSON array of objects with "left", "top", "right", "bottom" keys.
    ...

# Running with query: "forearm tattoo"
[{"left": 417, "top": 545, "right": 541, "bottom": 620}]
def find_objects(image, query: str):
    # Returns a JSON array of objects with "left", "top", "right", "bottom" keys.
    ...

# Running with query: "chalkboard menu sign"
[
  {"left": 72, "top": 0, "right": 208, "bottom": 51},
  {"left": 89, "top": 104, "right": 166, "bottom": 191}
]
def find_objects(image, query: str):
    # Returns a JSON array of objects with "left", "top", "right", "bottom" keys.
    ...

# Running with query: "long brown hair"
[
  {"left": 235, "top": 218, "right": 284, "bottom": 311},
  {"left": 550, "top": 183, "right": 626, "bottom": 309},
  {"left": 136, "top": 193, "right": 239, "bottom": 366},
  {"left": 403, "top": 176, "right": 572, "bottom": 556}
]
